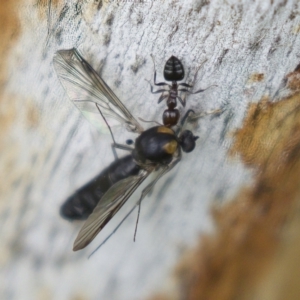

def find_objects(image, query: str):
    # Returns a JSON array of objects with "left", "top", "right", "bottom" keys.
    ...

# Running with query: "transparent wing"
[
  {"left": 73, "top": 170, "right": 150, "bottom": 251},
  {"left": 53, "top": 48, "right": 143, "bottom": 134}
]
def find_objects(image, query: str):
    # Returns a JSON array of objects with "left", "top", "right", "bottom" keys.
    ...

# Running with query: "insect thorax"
[{"left": 133, "top": 126, "right": 178, "bottom": 165}]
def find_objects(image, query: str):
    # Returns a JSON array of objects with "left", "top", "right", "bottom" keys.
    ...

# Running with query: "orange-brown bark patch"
[
  {"left": 36, "top": 0, "right": 61, "bottom": 24},
  {"left": 0, "top": 2, "right": 20, "bottom": 89},
  {"left": 286, "top": 72, "right": 300, "bottom": 91},
  {"left": 172, "top": 90, "right": 300, "bottom": 300},
  {"left": 0, "top": 1, "right": 21, "bottom": 153},
  {"left": 249, "top": 73, "right": 264, "bottom": 82}
]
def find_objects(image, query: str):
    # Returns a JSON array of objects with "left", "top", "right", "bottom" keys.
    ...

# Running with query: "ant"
[{"left": 150, "top": 55, "right": 215, "bottom": 127}]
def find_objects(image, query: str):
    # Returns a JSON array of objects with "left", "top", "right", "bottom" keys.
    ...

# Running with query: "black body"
[
  {"left": 54, "top": 49, "right": 201, "bottom": 251},
  {"left": 60, "top": 125, "right": 195, "bottom": 221},
  {"left": 162, "top": 56, "right": 184, "bottom": 126},
  {"left": 152, "top": 56, "right": 193, "bottom": 127},
  {"left": 133, "top": 126, "right": 178, "bottom": 165},
  {"left": 163, "top": 56, "right": 185, "bottom": 81},
  {"left": 60, "top": 155, "right": 141, "bottom": 220}
]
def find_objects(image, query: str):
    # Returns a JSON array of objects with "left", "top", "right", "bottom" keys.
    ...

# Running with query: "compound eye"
[{"left": 179, "top": 130, "right": 199, "bottom": 153}]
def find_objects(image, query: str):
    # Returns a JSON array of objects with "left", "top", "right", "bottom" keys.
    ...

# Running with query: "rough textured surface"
[{"left": 1, "top": 1, "right": 300, "bottom": 300}]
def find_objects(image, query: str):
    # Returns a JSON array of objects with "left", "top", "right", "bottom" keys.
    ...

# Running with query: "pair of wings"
[{"left": 53, "top": 49, "right": 149, "bottom": 251}]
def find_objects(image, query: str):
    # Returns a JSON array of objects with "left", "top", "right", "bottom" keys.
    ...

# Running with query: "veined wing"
[
  {"left": 53, "top": 48, "right": 143, "bottom": 134},
  {"left": 73, "top": 170, "right": 150, "bottom": 251}
]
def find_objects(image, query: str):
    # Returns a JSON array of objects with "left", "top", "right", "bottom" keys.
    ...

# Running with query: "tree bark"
[{"left": 1, "top": 1, "right": 300, "bottom": 300}]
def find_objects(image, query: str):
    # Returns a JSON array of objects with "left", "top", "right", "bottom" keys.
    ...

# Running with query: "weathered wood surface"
[{"left": 1, "top": 1, "right": 300, "bottom": 300}]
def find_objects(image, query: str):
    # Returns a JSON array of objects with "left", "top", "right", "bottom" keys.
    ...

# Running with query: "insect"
[
  {"left": 150, "top": 55, "right": 211, "bottom": 127},
  {"left": 54, "top": 49, "right": 202, "bottom": 252}
]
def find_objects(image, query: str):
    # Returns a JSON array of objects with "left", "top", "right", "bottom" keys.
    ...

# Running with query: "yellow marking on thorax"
[
  {"left": 163, "top": 140, "right": 178, "bottom": 154},
  {"left": 157, "top": 126, "right": 174, "bottom": 135}
]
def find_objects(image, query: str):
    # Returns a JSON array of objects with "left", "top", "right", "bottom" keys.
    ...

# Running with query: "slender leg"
[
  {"left": 153, "top": 71, "right": 168, "bottom": 86},
  {"left": 176, "top": 95, "right": 186, "bottom": 107},
  {"left": 191, "top": 84, "right": 218, "bottom": 95},
  {"left": 178, "top": 82, "right": 193, "bottom": 88},
  {"left": 178, "top": 88, "right": 191, "bottom": 92},
  {"left": 188, "top": 108, "right": 223, "bottom": 121},
  {"left": 178, "top": 85, "right": 218, "bottom": 95},
  {"left": 180, "top": 109, "right": 196, "bottom": 128},
  {"left": 138, "top": 117, "right": 162, "bottom": 126},
  {"left": 96, "top": 104, "right": 116, "bottom": 144},
  {"left": 96, "top": 104, "right": 135, "bottom": 160},
  {"left": 133, "top": 157, "right": 181, "bottom": 241},
  {"left": 88, "top": 203, "right": 137, "bottom": 258},
  {"left": 189, "top": 58, "right": 208, "bottom": 87},
  {"left": 158, "top": 94, "right": 168, "bottom": 103},
  {"left": 146, "top": 78, "right": 169, "bottom": 94},
  {"left": 112, "top": 143, "right": 134, "bottom": 152},
  {"left": 150, "top": 84, "right": 169, "bottom": 94},
  {"left": 111, "top": 143, "right": 133, "bottom": 160},
  {"left": 180, "top": 108, "right": 223, "bottom": 124},
  {"left": 150, "top": 54, "right": 169, "bottom": 86},
  {"left": 178, "top": 59, "right": 214, "bottom": 95},
  {"left": 110, "top": 144, "right": 118, "bottom": 160},
  {"left": 110, "top": 142, "right": 133, "bottom": 160},
  {"left": 177, "top": 108, "right": 223, "bottom": 136}
]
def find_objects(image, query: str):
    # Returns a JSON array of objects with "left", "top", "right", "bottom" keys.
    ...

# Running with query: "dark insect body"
[
  {"left": 150, "top": 55, "right": 209, "bottom": 127},
  {"left": 60, "top": 125, "right": 197, "bottom": 222},
  {"left": 60, "top": 155, "right": 141, "bottom": 220},
  {"left": 53, "top": 49, "right": 201, "bottom": 252}
]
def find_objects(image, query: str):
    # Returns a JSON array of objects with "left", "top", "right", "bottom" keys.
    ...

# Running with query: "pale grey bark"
[{"left": 1, "top": 0, "right": 300, "bottom": 299}]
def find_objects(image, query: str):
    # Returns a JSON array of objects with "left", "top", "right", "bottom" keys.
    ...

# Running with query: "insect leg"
[
  {"left": 110, "top": 143, "right": 133, "bottom": 160},
  {"left": 96, "top": 103, "right": 122, "bottom": 160},
  {"left": 177, "top": 108, "right": 223, "bottom": 136},
  {"left": 178, "top": 85, "right": 218, "bottom": 95},
  {"left": 96, "top": 103, "right": 133, "bottom": 160},
  {"left": 177, "top": 59, "right": 210, "bottom": 93},
  {"left": 138, "top": 117, "right": 162, "bottom": 126},
  {"left": 110, "top": 144, "right": 118, "bottom": 160},
  {"left": 112, "top": 143, "right": 134, "bottom": 152},
  {"left": 150, "top": 85, "right": 169, "bottom": 94},
  {"left": 133, "top": 159, "right": 181, "bottom": 241},
  {"left": 178, "top": 82, "right": 193, "bottom": 88},
  {"left": 150, "top": 54, "right": 169, "bottom": 86},
  {"left": 176, "top": 109, "right": 196, "bottom": 135},
  {"left": 178, "top": 88, "right": 192, "bottom": 92},
  {"left": 88, "top": 203, "right": 137, "bottom": 258},
  {"left": 181, "top": 109, "right": 196, "bottom": 125},
  {"left": 190, "top": 84, "right": 218, "bottom": 95},
  {"left": 96, "top": 104, "right": 117, "bottom": 145},
  {"left": 158, "top": 94, "right": 168, "bottom": 104},
  {"left": 153, "top": 72, "right": 168, "bottom": 87},
  {"left": 188, "top": 108, "right": 223, "bottom": 121},
  {"left": 176, "top": 95, "right": 186, "bottom": 107}
]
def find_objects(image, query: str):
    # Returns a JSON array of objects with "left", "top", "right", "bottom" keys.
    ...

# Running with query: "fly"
[
  {"left": 54, "top": 49, "right": 209, "bottom": 252},
  {"left": 150, "top": 55, "right": 216, "bottom": 127}
]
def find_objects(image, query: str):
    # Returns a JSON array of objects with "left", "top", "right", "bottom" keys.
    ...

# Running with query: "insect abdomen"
[
  {"left": 60, "top": 155, "right": 140, "bottom": 220},
  {"left": 163, "top": 56, "right": 185, "bottom": 81}
]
